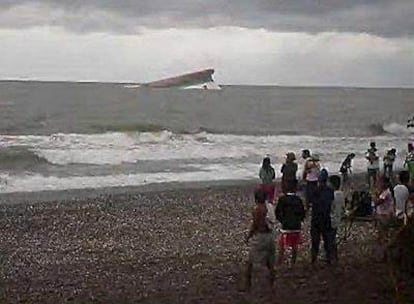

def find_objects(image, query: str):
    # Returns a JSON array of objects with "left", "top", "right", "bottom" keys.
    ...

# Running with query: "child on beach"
[
  {"left": 275, "top": 179, "right": 305, "bottom": 266},
  {"left": 259, "top": 157, "right": 276, "bottom": 203},
  {"left": 281, "top": 152, "right": 298, "bottom": 193},
  {"left": 244, "top": 189, "right": 275, "bottom": 290},
  {"left": 328, "top": 175, "right": 345, "bottom": 262}
]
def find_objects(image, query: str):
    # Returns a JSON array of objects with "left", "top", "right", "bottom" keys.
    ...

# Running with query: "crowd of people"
[{"left": 243, "top": 141, "right": 414, "bottom": 291}]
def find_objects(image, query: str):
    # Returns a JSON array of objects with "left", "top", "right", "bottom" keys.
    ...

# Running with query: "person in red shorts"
[
  {"left": 275, "top": 179, "right": 305, "bottom": 266},
  {"left": 259, "top": 156, "right": 276, "bottom": 203}
]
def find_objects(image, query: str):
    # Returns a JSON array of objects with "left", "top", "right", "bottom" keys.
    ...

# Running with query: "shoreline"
[
  {"left": 0, "top": 179, "right": 258, "bottom": 205},
  {"left": 0, "top": 171, "right": 373, "bottom": 206}
]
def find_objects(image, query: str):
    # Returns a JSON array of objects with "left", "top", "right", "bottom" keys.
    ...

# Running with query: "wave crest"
[
  {"left": 369, "top": 122, "right": 413, "bottom": 136},
  {"left": 0, "top": 147, "right": 49, "bottom": 170}
]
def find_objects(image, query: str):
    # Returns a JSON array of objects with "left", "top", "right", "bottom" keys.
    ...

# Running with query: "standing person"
[
  {"left": 339, "top": 153, "right": 355, "bottom": 192},
  {"left": 310, "top": 169, "right": 334, "bottom": 265},
  {"left": 259, "top": 157, "right": 276, "bottom": 203},
  {"left": 244, "top": 189, "right": 275, "bottom": 291},
  {"left": 374, "top": 177, "right": 395, "bottom": 258},
  {"left": 394, "top": 171, "right": 410, "bottom": 222},
  {"left": 302, "top": 150, "right": 321, "bottom": 210},
  {"left": 383, "top": 148, "right": 397, "bottom": 180},
  {"left": 281, "top": 152, "right": 298, "bottom": 193},
  {"left": 366, "top": 142, "right": 380, "bottom": 190},
  {"left": 328, "top": 175, "right": 345, "bottom": 263},
  {"left": 275, "top": 179, "right": 305, "bottom": 266},
  {"left": 404, "top": 143, "right": 414, "bottom": 183}
]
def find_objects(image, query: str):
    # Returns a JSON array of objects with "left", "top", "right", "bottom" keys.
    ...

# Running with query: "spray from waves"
[
  {"left": 0, "top": 146, "right": 50, "bottom": 170},
  {"left": 89, "top": 123, "right": 168, "bottom": 133},
  {"left": 382, "top": 122, "right": 413, "bottom": 136},
  {"left": 369, "top": 122, "right": 413, "bottom": 136}
]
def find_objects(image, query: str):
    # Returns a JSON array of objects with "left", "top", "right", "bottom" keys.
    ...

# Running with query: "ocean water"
[{"left": 0, "top": 81, "right": 413, "bottom": 193}]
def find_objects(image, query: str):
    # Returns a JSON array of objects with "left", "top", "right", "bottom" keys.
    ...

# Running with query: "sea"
[{"left": 0, "top": 81, "right": 413, "bottom": 194}]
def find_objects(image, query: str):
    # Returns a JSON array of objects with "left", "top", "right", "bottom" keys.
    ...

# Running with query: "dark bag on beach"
[{"left": 350, "top": 191, "right": 372, "bottom": 217}]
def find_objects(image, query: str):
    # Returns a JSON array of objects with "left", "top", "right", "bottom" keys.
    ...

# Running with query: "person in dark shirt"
[
  {"left": 244, "top": 189, "right": 275, "bottom": 291},
  {"left": 275, "top": 179, "right": 305, "bottom": 266},
  {"left": 339, "top": 153, "right": 355, "bottom": 191},
  {"left": 281, "top": 152, "right": 298, "bottom": 193},
  {"left": 310, "top": 169, "right": 334, "bottom": 265}
]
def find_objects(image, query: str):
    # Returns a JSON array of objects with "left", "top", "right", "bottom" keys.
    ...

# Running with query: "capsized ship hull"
[{"left": 142, "top": 69, "right": 220, "bottom": 89}]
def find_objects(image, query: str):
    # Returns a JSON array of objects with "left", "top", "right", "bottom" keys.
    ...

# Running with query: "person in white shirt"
[
  {"left": 394, "top": 171, "right": 410, "bottom": 221},
  {"left": 365, "top": 142, "right": 380, "bottom": 190},
  {"left": 301, "top": 150, "right": 321, "bottom": 210},
  {"left": 328, "top": 175, "right": 345, "bottom": 263}
]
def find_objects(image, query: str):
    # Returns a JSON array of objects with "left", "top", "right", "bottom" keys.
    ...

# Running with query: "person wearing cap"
[
  {"left": 281, "top": 152, "right": 298, "bottom": 193},
  {"left": 366, "top": 142, "right": 380, "bottom": 190},
  {"left": 310, "top": 168, "right": 334, "bottom": 265},
  {"left": 302, "top": 150, "right": 321, "bottom": 210}
]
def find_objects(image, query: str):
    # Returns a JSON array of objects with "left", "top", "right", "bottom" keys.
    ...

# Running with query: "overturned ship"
[{"left": 142, "top": 69, "right": 221, "bottom": 90}]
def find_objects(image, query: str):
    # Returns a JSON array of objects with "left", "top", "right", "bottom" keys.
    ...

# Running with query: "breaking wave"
[
  {"left": 0, "top": 146, "right": 49, "bottom": 170},
  {"left": 369, "top": 122, "right": 413, "bottom": 136}
]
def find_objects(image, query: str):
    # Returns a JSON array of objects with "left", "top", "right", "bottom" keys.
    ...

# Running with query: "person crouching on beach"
[
  {"left": 275, "top": 179, "right": 305, "bottom": 266},
  {"left": 259, "top": 157, "right": 276, "bottom": 203},
  {"left": 328, "top": 175, "right": 345, "bottom": 263},
  {"left": 311, "top": 169, "right": 334, "bottom": 265},
  {"left": 281, "top": 152, "right": 298, "bottom": 193},
  {"left": 244, "top": 189, "right": 275, "bottom": 291}
]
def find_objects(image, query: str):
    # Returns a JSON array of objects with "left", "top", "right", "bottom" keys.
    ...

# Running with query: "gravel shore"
[{"left": 0, "top": 177, "right": 399, "bottom": 303}]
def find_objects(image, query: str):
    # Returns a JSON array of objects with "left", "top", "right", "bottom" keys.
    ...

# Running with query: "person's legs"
[
  {"left": 408, "top": 163, "right": 414, "bottom": 183},
  {"left": 266, "top": 260, "right": 275, "bottom": 287},
  {"left": 306, "top": 181, "right": 317, "bottom": 210},
  {"left": 310, "top": 223, "right": 321, "bottom": 263},
  {"left": 244, "top": 262, "right": 252, "bottom": 291},
  {"left": 330, "top": 228, "right": 338, "bottom": 263},
  {"left": 291, "top": 245, "right": 298, "bottom": 265},
  {"left": 367, "top": 169, "right": 372, "bottom": 190},
  {"left": 322, "top": 229, "right": 333, "bottom": 264}
]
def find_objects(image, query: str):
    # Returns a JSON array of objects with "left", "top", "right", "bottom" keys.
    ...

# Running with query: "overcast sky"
[{"left": 0, "top": 0, "right": 413, "bottom": 86}]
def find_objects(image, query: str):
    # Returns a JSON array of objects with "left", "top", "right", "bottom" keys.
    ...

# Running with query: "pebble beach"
[{"left": 0, "top": 175, "right": 408, "bottom": 303}]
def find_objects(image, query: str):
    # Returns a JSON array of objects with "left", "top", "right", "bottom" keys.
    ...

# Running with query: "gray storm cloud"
[{"left": 0, "top": 0, "right": 413, "bottom": 37}]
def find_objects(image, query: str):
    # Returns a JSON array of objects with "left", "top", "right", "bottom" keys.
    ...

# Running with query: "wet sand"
[{"left": 0, "top": 175, "right": 404, "bottom": 303}]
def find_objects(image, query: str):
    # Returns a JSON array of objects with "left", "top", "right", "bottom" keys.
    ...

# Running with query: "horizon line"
[{"left": 0, "top": 78, "right": 413, "bottom": 90}]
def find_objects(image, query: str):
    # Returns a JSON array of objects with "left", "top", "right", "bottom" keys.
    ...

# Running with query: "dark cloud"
[{"left": 0, "top": 0, "right": 413, "bottom": 37}]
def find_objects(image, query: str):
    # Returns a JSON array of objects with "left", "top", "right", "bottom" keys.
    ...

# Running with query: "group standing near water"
[{"left": 244, "top": 141, "right": 414, "bottom": 291}]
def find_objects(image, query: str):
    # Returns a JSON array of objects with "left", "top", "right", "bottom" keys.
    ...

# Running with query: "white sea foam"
[
  {"left": 0, "top": 130, "right": 408, "bottom": 166},
  {"left": 0, "top": 163, "right": 258, "bottom": 193},
  {"left": 0, "top": 128, "right": 409, "bottom": 193}
]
